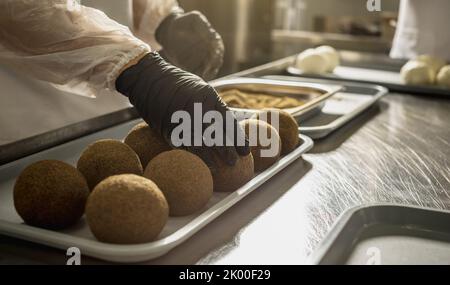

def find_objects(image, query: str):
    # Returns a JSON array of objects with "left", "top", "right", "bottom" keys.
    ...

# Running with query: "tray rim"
[
  {"left": 211, "top": 77, "right": 344, "bottom": 118},
  {"left": 308, "top": 203, "right": 450, "bottom": 265},
  {"left": 286, "top": 65, "right": 450, "bottom": 98},
  {"left": 0, "top": 132, "right": 313, "bottom": 263},
  {"left": 262, "top": 75, "right": 389, "bottom": 139}
]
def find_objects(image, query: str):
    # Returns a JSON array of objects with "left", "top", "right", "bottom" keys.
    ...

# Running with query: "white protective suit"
[
  {"left": 390, "top": 0, "right": 450, "bottom": 61},
  {"left": 0, "top": 0, "right": 178, "bottom": 98}
]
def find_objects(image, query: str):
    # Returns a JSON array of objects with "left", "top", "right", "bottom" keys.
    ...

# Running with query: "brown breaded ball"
[
  {"left": 210, "top": 153, "right": 254, "bottom": 192},
  {"left": 86, "top": 174, "right": 168, "bottom": 244},
  {"left": 252, "top": 108, "right": 300, "bottom": 154},
  {"left": 14, "top": 160, "right": 89, "bottom": 230},
  {"left": 240, "top": 119, "right": 281, "bottom": 172},
  {"left": 77, "top": 139, "right": 143, "bottom": 190},
  {"left": 124, "top": 122, "right": 172, "bottom": 168},
  {"left": 144, "top": 150, "right": 213, "bottom": 216}
]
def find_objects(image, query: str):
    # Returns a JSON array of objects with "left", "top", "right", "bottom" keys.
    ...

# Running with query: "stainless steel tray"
[
  {"left": 211, "top": 78, "right": 343, "bottom": 119},
  {"left": 0, "top": 119, "right": 313, "bottom": 263},
  {"left": 309, "top": 204, "right": 450, "bottom": 265},
  {"left": 262, "top": 76, "right": 388, "bottom": 139},
  {"left": 287, "top": 65, "right": 450, "bottom": 98}
]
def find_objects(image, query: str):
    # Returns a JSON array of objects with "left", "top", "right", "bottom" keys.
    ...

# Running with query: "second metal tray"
[
  {"left": 287, "top": 65, "right": 450, "bottom": 98},
  {"left": 262, "top": 76, "right": 388, "bottom": 139},
  {"left": 309, "top": 204, "right": 450, "bottom": 265},
  {"left": 0, "top": 119, "right": 313, "bottom": 263},
  {"left": 211, "top": 77, "right": 343, "bottom": 119}
]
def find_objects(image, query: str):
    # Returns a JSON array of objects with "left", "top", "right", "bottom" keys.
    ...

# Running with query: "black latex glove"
[
  {"left": 116, "top": 52, "right": 249, "bottom": 166},
  {"left": 155, "top": 10, "right": 224, "bottom": 81}
]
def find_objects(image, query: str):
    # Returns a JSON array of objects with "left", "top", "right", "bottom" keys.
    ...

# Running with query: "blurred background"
[
  {"left": 0, "top": 0, "right": 402, "bottom": 147},
  {"left": 180, "top": 0, "right": 400, "bottom": 76}
]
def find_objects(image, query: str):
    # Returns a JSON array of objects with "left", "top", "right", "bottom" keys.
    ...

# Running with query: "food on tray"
[
  {"left": 86, "top": 174, "right": 168, "bottom": 244},
  {"left": 211, "top": 152, "right": 254, "bottom": 193},
  {"left": 316, "top": 45, "right": 340, "bottom": 72},
  {"left": 295, "top": 48, "right": 329, "bottom": 74},
  {"left": 14, "top": 160, "right": 89, "bottom": 230},
  {"left": 295, "top": 45, "right": 340, "bottom": 74},
  {"left": 219, "top": 89, "right": 307, "bottom": 109},
  {"left": 416, "top": 55, "right": 446, "bottom": 74},
  {"left": 437, "top": 65, "right": 450, "bottom": 88},
  {"left": 252, "top": 109, "right": 300, "bottom": 155},
  {"left": 144, "top": 150, "right": 213, "bottom": 216},
  {"left": 124, "top": 122, "right": 172, "bottom": 168},
  {"left": 400, "top": 60, "right": 435, "bottom": 85},
  {"left": 401, "top": 55, "right": 449, "bottom": 88},
  {"left": 77, "top": 139, "right": 143, "bottom": 190},
  {"left": 240, "top": 119, "right": 281, "bottom": 172}
]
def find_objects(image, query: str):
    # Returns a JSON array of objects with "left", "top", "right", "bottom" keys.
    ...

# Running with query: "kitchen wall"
[
  {"left": 179, "top": 0, "right": 401, "bottom": 75},
  {"left": 277, "top": 0, "right": 399, "bottom": 31}
]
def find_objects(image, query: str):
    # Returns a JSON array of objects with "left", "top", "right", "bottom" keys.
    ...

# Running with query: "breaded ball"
[
  {"left": 252, "top": 108, "right": 300, "bottom": 155},
  {"left": 124, "top": 122, "right": 172, "bottom": 168},
  {"left": 77, "top": 139, "right": 143, "bottom": 190},
  {"left": 144, "top": 150, "right": 213, "bottom": 216},
  {"left": 14, "top": 160, "right": 89, "bottom": 230},
  {"left": 86, "top": 174, "right": 168, "bottom": 244},
  {"left": 211, "top": 153, "right": 254, "bottom": 192},
  {"left": 240, "top": 119, "right": 281, "bottom": 172}
]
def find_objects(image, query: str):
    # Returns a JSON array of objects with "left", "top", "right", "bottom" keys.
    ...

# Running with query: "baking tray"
[
  {"left": 287, "top": 65, "right": 450, "bottom": 98},
  {"left": 211, "top": 78, "right": 343, "bottom": 120},
  {"left": 0, "top": 108, "right": 139, "bottom": 166},
  {"left": 262, "top": 76, "right": 388, "bottom": 139},
  {"left": 0, "top": 119, "right": 314, "bottom": 263},
  {"left": 309, "top": 204, "right": 450, "bottom": 265}
]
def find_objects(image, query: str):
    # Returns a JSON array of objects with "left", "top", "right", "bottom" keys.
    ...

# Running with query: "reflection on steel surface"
[{"left": 198, "top": 94, "right": 450, "bottom": 265}]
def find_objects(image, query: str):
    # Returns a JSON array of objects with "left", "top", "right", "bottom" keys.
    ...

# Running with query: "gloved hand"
[
  {"left": 116, "top": 52, "right": 249, "bottom": 167},
  {"left": 155, "top": 10, "right": 224, "bottom": 81}
]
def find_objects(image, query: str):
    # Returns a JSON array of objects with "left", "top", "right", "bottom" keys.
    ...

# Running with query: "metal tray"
[
  {"left": 309, "top": 204, "right": 450, "bottom": 265},
  {"left": 0, "top": 119, "right": 313, "bottom": 263},
  {"left": 262, "top": 76, "right": 388, "bottom": 139},
  {"left": 287, "top": 65, "right": 450, "bottom": 98},
  {"left": 211, "top": 78, "right": 343, "bottom": 119},
  {"left": 0, "top": 108, "right": 139, "bottom": 166}
]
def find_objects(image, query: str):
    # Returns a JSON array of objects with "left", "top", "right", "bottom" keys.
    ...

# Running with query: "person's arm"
[
  {"left": 0, "top": 0, "right": 150, "bottom": 97},
  {"left": 133, "top": 0, "right": 180, "bottom": 51},
  {"left": 133, "top": 0, "right": 224, "bottom": 80}
]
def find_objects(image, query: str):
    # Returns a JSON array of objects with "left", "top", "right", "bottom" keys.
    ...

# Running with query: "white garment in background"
[
  {"left": 0, "top": 0, "right": 178, "bottom": 98},
  {"left": 390, "top": 0, "right": 450, "bottom": 61}
]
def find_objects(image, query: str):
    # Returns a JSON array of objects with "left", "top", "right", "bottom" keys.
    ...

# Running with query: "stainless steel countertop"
[{"left": 1, "top": 91, "right": 449, "bottom": 264}]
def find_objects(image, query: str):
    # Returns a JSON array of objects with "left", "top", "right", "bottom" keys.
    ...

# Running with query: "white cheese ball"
[
  {"left": 416, "top": 55, "right": 446, "bottom": 74},
  {"left": 437, "top": 65, "right": 450, "bottom": 88},
  {"left": 316, "top": 45, "right": 340, "bottom": 72},
  {"left": 295, "top": 48, "right": 328, "bottom": 74},
  {"left": 400, "top": 60, "right": 435, "bottom": 86}
]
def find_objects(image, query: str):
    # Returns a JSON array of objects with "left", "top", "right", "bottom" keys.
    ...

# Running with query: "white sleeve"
[
  {"left": 0, "top": 0, "right": 151, "bottom": 97},
  {"left": 133, "top": 0, "right": 180, "bottom": 50}
]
